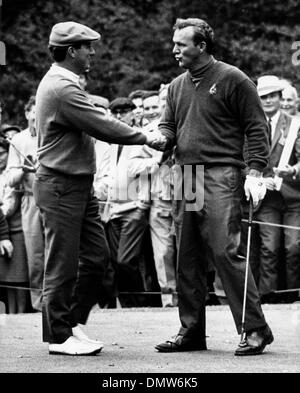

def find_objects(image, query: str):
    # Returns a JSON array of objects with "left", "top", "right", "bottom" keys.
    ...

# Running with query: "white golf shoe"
[
  {"left": 49, "top": 336, "right": 102, "bottom": 356},
  {"left": 72, "top": 324, "right": 104, "bottom": 347}
]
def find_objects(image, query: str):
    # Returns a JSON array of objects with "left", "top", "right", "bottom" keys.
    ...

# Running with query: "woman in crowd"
[{"left": 0, "top": 137, "right": 29, "bottom": 313}]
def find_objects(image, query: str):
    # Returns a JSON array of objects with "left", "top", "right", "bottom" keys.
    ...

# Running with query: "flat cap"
[
  {"left": 49, "top": 21, "right": 101, "bottom": 47},
  {"left": 0, "top": 124, "right": 21, "bottom": 134},
  {"left": 109, "top": 97, "right": 136, "bottom": 112},
  {"left": 257, "top": 75, "right": 285, "bottom": 97}
]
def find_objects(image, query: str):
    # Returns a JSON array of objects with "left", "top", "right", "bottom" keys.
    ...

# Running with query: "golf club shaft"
[{"left": 240, "top": 197, "right": 254, "bottom": 341}]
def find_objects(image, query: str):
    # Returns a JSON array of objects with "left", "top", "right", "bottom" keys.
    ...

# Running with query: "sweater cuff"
[
  {"left": 0, "top": 233, "right": 9, "bottom": 241},
  {"left": 248, "top": 162, "right": 265, "bottom": 173}
]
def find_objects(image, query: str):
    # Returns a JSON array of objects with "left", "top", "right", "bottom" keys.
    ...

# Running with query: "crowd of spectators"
[{"left": 0, "top": 73, "right": 300, "bottom": 313}]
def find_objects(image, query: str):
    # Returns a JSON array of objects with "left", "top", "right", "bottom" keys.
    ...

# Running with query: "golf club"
[{"left": 240, "top": 196, "right": 254, "bottom": 344}]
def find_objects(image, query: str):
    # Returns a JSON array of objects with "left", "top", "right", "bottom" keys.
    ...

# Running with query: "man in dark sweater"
[
  {"left": 155, "top": 18, "right": 273, "bottom": 356},
  {"left": 34, "top": 21, "right": 163, "bottom": 356}
]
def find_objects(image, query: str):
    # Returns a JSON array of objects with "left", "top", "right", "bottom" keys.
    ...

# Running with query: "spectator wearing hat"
[
  {"left": 0, "top": 124, "right": 21, "bottom": 141},
  {"left": 103, "top": 97, "right": 150, "bottom": 307},
  {"left": 5, "top": 95, "right": 44, "bottom": 312},
  {"left": 254, "top": 75, "right": 300, "bottom": 303},
  {"left": 33, "top": 21, "right": 164, "bottom": 356}
]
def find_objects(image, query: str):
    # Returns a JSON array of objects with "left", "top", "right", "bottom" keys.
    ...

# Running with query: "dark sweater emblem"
[{"left": 209, "top": 83, "right": 217, "bottom": 95}]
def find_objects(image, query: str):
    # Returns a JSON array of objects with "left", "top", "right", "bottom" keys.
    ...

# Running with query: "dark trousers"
[
  {"left": 173, "top": 165, "right": 266, "bottom": 340},
  {"left": 240, "top": 218, "right": 261, "bottom": 288},
  {"left": 254, "top": 205, "right": 281, "bottom": 295},
  {"left": 255, "top": 202, "right": 300, "bottom": 293},
  {"left": 33, "top": 168, "right": 110, "bottom": 343},
  {"left": 106, "top": 208, "right": 148, "bottom": 307}
]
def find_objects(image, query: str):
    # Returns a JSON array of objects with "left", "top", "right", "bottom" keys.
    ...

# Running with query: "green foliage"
[{"left": 1, "top": 0, "right": 300, "bottom": 125}]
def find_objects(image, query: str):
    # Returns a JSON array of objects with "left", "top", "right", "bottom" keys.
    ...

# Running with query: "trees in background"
[{"left": 1, "top": 0, "right": 300, "bottom": 125}]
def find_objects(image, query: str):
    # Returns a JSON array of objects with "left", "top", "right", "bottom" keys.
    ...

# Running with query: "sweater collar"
[
  {"left": 49, "top": 64, "right": 80, "bottom": 86},
  {"left": 188, "top": 56, "right": 216, "bottom": 84}
]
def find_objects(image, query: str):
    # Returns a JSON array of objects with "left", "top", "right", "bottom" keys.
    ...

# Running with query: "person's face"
[
  {"left": 0, "top": 146, "right": 8, "bottom": 171},
  {"left": 132, "top": 98, "right": 144, "bottom": 124},
  {"left": 173, "top": 26, "right": 202, "bottom": 69},
  {"left": 143, "top": 95, "right": 161, "bottom": 122},
  {"left": 25, "top": 105, "right": 36, "bottom": 136},
  {"left": 112, "top": 107, "right": 134, "bottom": 126},
  {"left": 72, "top": 42, "right": 95, "bottom": 74},
  {"left": 281, "top": 88, "right": 298, "bottom": 116},
  {"left": 260, "top": 91, "right": 281, "bottom": 117}
]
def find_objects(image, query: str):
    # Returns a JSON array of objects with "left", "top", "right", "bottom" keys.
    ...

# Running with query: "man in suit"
[{"left": 255, "top": 75, "right": 300, "bottom": 303}]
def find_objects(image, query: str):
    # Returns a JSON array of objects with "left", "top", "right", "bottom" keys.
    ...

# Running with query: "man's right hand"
[{"left": 144, "top": 130, "right": 167, "bottom": 151}]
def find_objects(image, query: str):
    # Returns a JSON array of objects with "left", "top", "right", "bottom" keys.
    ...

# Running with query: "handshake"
[{"left": 144, "top": 130, "right": 167, "bottom": 152}]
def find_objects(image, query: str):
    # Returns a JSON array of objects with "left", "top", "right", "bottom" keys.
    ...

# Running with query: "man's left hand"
[{"left": 244, "top": 174, "right": 266, "bottom": 207}]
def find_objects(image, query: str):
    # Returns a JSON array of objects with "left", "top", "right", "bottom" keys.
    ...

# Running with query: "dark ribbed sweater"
[
  {"left": 36, "top": 68, "right": 147, "bottom": 175},
  {"left": 159, "top": 61, "right": 269, "bottom": 171}
]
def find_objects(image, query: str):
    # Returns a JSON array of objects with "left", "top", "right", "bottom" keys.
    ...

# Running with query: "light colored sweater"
[{"left": 36, "top": 64, "right": 146, "bottom": 175}]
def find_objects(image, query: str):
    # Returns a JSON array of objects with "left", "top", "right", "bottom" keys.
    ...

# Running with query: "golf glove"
[{"left": 244, "top": 175, "right": 266, "bottom": 207}]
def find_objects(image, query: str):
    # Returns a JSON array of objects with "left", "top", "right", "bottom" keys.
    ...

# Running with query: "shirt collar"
[
  {"left": 49, "top": 63, "right": 80, "bottom": 85},
  {"left": 267, "top": 110, "right": 281, "bottom": 126}
]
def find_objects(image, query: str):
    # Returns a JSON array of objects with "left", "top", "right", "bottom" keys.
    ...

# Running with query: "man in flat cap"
[{"left": 34, "top": 21, "right": 166, "bottom": 356}]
